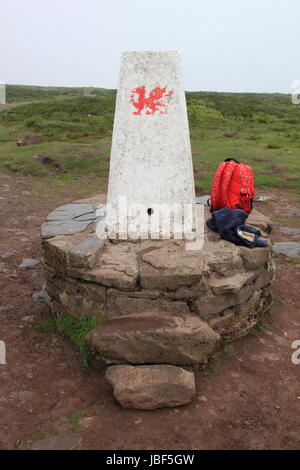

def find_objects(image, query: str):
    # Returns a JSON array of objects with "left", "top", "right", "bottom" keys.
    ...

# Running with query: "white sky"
[{"left": 1, "top": 0, "right": 299, "bottom": 93}]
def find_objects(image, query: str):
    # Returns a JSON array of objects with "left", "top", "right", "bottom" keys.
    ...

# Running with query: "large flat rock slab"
[
  {"left": 87, "top": 312, "right": 219, "bottom": 365},
  {"left": 41, "top": 203, "right": 105, "bottom": 239},
  {"left": 273, "top": 242, "right": 300, "bottom": 258},
  {"left": 105, "top": 364, "right": 196, "bottom": 409}
]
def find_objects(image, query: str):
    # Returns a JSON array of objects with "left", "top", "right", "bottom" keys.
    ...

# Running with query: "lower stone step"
[
  {"left": 105, "top": 364, "right": 196, "bottom": 409},
  {"left": 86, "top": 312, "right": 219, "bottom": 366}
]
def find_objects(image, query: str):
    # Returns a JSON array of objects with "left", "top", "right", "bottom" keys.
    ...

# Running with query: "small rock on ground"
[
  {"left": 19, "top": 258, "right": 40, "bottom": 269},
  {"left": 31, "top": 434, "right": 82, "bottom": 450}
]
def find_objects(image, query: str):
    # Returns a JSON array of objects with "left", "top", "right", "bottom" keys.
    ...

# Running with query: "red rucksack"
[{"left": 209, "top": 158, "right": 255, "bottom": 213}]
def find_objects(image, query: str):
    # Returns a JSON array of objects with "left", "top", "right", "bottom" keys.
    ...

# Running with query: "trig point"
[
  {"left": 0, "top": 81, "right": 6, "bottom": 105},
  {"left": 106, "top": 51, "right": 196, "bottom": 240},
  {"left": 41, "top": 51, "right": 275, "bottom": 410}
]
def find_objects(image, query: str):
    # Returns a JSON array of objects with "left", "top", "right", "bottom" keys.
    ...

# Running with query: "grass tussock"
[{"left": 34, "top": 313, "right": 103, "bottom": 367}]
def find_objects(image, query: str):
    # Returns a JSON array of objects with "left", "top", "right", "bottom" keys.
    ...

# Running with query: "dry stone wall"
[{"left": 41, "top": 196, "right": 274, "bottom": 366}]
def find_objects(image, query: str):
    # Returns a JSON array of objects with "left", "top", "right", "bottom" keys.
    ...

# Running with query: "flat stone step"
[
  {"left": 87, "top": 312, "right": 219, "bottom": 366},
  {"left": 105, "top": 364, "right": 196, "bottom": 409}
]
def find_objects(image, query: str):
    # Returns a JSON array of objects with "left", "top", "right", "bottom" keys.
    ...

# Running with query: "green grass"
[
  {"left": 34, "top": 313, "right": 104, "bottom": 367},
  {"left": 251, "top": 307, "right": 274, "bottom": 337},
  {"left": 206, "top": 343, "right": 235, "bottom": 375},
  {"left": 1, "top": 85, "right": 300, "bottom": 192},
  {"left": 67, "top": 410, "right": 87, "bottom": 425}
]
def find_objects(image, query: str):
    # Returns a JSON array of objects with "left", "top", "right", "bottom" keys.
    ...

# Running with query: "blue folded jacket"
[{"left": 206, "top": 207, "right": 268, "bottom": 248}]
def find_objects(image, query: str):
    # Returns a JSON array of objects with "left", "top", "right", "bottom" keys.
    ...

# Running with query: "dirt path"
[{"left": 0, "top": 175, "right": 300, "bottom": 450}]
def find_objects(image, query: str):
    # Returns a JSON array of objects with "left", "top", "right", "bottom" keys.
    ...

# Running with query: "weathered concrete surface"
[
  {"left": 87, "top": 312, "right": 219, "bottom": 365},
  {"left": 105, "top": 365, "right": 196, "bottom": 409},
  {"left": 106, "top": 51, "right": 196, "bottom": 239}
]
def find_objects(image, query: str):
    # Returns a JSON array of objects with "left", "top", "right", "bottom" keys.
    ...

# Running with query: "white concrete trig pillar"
[
  {"left": 106, "top": 51, "right": 196, "bottom": 240},
  {"left": 0, "top": 81, "right": 6, "bottom": 105}
]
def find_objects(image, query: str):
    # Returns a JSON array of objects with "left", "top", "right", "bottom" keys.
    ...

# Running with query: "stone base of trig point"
[{"left": 41, "top": 195, "right": 275, "bottom": 409}]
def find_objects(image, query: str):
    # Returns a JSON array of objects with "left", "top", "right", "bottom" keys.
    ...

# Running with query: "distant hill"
[
  {"left": 0, "top": 85, "right": 299, "bottom": 191},
  {"left": 6, "top": 84, "right": 116, "bottom": 103}
]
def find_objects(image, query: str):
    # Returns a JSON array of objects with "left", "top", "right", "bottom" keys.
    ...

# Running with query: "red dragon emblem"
[{"left": 130, "top": 86, "right": 174, "bottom": 115}]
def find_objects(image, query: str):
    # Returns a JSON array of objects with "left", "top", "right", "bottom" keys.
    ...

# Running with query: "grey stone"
[
  {"left": 42, "top": 234, "right": 104, "bottom": 274},
  {"left": 239, "top": 246, "right": 271, "bottom": 270},
  {"left": 202, "top": 241, "right": 243, "bottom": 276},
  {"left": 209, "top": 270, "right": 257, "bottom": 295},
  {"left": 273, "top": 242, "right": 300, "bottom": 258},
  {"left": 87, "top": 312, "right": 219, "bottom": 365},
  {"left": 69, "top": 237, "right": 105, "bottom": 269},
  {"left": 80, "top": 246, "right": 138, "bottom": 291},
  {"left": 106, "top": 288, "right": 189, "bottom": 317},
  {"left": 254, "top": 195, "right": 271, "bottom": 202},
  {"left": 279, "top": 227, "right": 300, "bottom": 239},
  {"left": 194, "top": 284, "right": 254, "bottom": 320},
  {"left": 208, "top": 309, "right": 235, "bottom": 332},
  {"left": 46, "top": 204, "right": 98, "bottom": 222},
  {"left": 41, "top": 219, "right": 95, "bottom": 239},
  {"left": 248, "top": 208, "right": 273, "bottom": 236},
  {"left": 254, "top": 262, "right": 275, "bottom": 290},
  {"left": 19, "top": 258, "right": 40, "bottom": 269},
  {"left": 32, "top": 434, "right": 82, "bottom": 450},
  {"left": 140, "top": 248, "right": 204, "bottom": 289},
  {"left": 286, "top": 208, "right": 300, "bottom": 218},
  {"left": 105, "top": 364, "right": 196, "bottom": 409},
  {"left": 41, "top": 203, "right": 105, "bottom": 239},
  {"left": 196, "top": 195, "right": 210, "bottom": 205},
  {"left": 45, "top": 273, "right": 107, "bottom": 317}
]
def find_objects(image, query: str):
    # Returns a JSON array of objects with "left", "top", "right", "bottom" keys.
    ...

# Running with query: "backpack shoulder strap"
[
  {"left": 210, "top": 161, "right": 227, "bottom": 210},
  {"left": 240, "top": 164, "right": 254, "bottom": 196},
  {"left": 221, "top": 161, "right": 238, "bottom": 208}
]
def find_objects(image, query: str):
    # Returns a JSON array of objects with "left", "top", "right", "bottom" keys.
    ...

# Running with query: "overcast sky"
[{"left": 1, "top": 0, "right": 299, "bottom": 93}]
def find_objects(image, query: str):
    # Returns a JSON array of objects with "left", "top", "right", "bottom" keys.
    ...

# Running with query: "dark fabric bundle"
[{"left": 206, "top": 207, "right": 268, "bottom": 248}]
